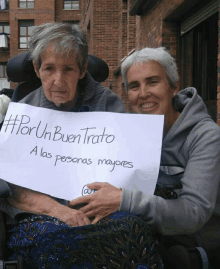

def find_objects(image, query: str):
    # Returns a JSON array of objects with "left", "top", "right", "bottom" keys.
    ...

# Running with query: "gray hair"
[
  {"left": 28, "top": 22, "right": 88, "bottom": 74},
  {"left": 121, "top": 47, "right": 179, "bottom": 90}
]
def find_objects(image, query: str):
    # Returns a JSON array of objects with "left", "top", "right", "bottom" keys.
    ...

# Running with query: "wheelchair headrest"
[
  {"left": 87, "top": 54, "right": 109, "bottom": 83},
  {"left": 6, "top": 52, "right": 109, "bottom": 83},
  {"left": 6, "top": 52, "right": 38, "bottom": 83}
]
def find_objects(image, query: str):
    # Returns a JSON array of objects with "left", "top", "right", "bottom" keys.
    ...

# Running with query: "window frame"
[
  {"left": 63, "top": 0, "right": 79, "bottom": 10},
  {"left": 0, "top": 22, "right": 10, "bottom": 36},
  {"left": 0, "top": 63, "right": 7, "bottom": 79},
  {"left": 0, "top": 23, "right": 10, "bottom": 51},
  {"left": 18, "top": 20, "right": 34, "bottom": 49},
  {"left": 180, "top": 12, "right": 218, "bottom": 121},
  {"left": 19, "top": 0, "right": 35, "bottom": 9}
]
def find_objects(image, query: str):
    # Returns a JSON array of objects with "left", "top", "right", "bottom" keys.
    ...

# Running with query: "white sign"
[{"left": 0, "top": 103, "right": 164, "bottom": 200}]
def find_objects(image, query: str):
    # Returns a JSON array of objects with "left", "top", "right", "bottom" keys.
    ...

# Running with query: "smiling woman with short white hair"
[
  {"left": 71, "top": 47, "right": 220, "bottom": 269},
  {"left": 124, "top": 57, "right": 180, "bottom": 136}
]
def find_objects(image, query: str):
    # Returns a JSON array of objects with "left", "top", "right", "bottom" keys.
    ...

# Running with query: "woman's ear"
[
  {"left": 174, "top": 81, "right": 180, "bottom": 94},
  {"left": 33, "top": 60, "right": 40, "bottom": 79},
  {"left": 79, "top": 61, "right": 88, "bottom": 79}
]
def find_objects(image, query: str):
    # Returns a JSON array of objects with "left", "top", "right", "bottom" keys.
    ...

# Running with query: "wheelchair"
[{"left": 0, "top": 52, "right": 217, "bottom": 268}]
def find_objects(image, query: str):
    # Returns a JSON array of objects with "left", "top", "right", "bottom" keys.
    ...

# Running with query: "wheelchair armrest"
[
  {"left": 0, "top": 179, "right": 11, "bottom": 198},
  {"left": 157, "top": 170, "right": 183, "bottom": 190}
]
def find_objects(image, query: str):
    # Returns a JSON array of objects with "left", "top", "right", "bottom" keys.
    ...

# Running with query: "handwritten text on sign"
[{"left": 0, "top": 103, "right": 164, "bottom": 200}]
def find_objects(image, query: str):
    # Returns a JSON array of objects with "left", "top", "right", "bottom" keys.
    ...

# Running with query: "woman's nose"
[
  {"left": 54, "top": 71, "right": 65, "bottom": 87},
  {"left": 139, "top": 85, "right": 150, "bottom": 98}
]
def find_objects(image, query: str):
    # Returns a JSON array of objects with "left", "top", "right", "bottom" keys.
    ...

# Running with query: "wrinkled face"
[
  {"left": 33, "top": 45, "right": 87, "bottom": 107},
  {"left": 127, "top": 61, "right": 179, "bottom": 130}
]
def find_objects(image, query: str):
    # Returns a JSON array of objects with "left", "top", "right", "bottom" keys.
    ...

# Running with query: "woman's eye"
[
  {"left": 150, "top": 80, "right": 157, "bottom": 84},
  {"left": 64, "top": 67, "right": 73, "bottom": 71},
  {"left": 128, "top": 84, "right": 139, "bottom": 91},
  {"left": 44, "top": 66, "right": 53, "bottom": 71}
]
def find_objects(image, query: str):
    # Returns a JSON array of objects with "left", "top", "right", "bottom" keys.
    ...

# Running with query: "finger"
[
  {"left": 77, "top": 215, "right": 90, "bottom": 226},
  {"left": 79, "top": 203, "right": 94, "bottom": 214},
  {"left": 91, "top": 216, "right": 102, "bottom": 224},
  {"left": 85, "top": 210, "right": 97, "bottom": 218},
  {"left": 69, "top": 195, "right": 91, "bottom": 207},
  {"left": 77, "top": 216, "right": 86, "bottom": 227},
  {"left": 87, "top": 182, "right": 105, "bottom": 190},
  {"left": 83, "top": 216, "right": 91, "bottom": 225}
]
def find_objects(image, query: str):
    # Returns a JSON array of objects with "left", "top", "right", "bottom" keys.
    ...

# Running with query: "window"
[
  {"left": 0, "top": 0, "right": 9, "bottom": 10},
  {"left": 19, "top": 20, "right": 34, "bottom": 49},
  {"left": 19, "top": 0, "right": 34, "bottom": 9},
  {"left": 0, "top": 64, "right": 7, "bottom": 78},
  {"left": 180, "top": 13, "right": 218, "bottom": 121},
  {"left": 0, "top": 23, "right": 10, "bottom": 51},
  {"left": 0, "top": 22, "right": 10, "bottom": 36},
  {"left": 64, "top": 0, "right": 79, "bottom": 10}
]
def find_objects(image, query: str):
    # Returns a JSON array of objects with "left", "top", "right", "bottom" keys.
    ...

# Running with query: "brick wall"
[
  {"left": 138, "top": 0, "right": 182, "bottom": 52},
  {"left": 8, "top": 0, "right": 55, "bottom": 88},
  {"left": 4, "top": 0, "right": 82, "bottom": 89},
  {"left": 0, "top": 10, "right": 9, "bottom": 21},
  {"left": 81, "top": 0, "right": 139, "bottom": 112},
  {"left": 127, "top": 1, "right": 136, "bottom": 52},
  {"left": 110, "top": 0, "right": 185, "bottom": 112},
  {"left": 118, "top": 0, "right": 138, "bottom": 111},
  {"left": 115, "top": 0, "right": 131, "bottom": 111},
  {"left": 9, "top": 0, "right": 55, "bottom": 59},
  {"left": 55, "top": 0, "right": 81, "bottom": 22},
  {"left": 92, "top": 0, "right": 121, "bottom": 93},
  {"left": 81, "top": 0, "right": 94, "bottom": 54}
]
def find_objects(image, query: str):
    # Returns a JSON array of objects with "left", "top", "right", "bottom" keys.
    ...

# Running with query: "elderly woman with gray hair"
[
  {"left": 71, "top": 47, "right": 220, "bottom": 268},
  {"left": 2, "top": 24, "right": 163, "bottom": 268}
]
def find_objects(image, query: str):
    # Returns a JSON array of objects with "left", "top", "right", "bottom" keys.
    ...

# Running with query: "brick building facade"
[
  {"left": 0, "top": 0, "right": 138, "bottom": 111},
  {"left": 0, "top": 0, "right": 82, "bottom": 89},
  {"left": 81, "top": 0, "right": 220, "bottom": 121},
  {"left": 80, "top": 0, "right": 140, "bottom": 110},
  {"left": 129, "top": 0, "right": 219, "bottom": 123},
  {"left": 0, "top": 0, "right": 219, "bottom": 123}
]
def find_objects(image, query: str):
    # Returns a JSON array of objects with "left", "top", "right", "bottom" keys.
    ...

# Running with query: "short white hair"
[
  {"left": 29, "top": 22, "right": 88, "bottom": 74},
  {"left": 121, "top": 47, "right": 179, "bottom": 90}
]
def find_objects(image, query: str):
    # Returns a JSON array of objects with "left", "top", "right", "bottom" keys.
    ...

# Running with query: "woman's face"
[
  {"left": 33, "top": 45, "right": 87, "bottom": 107},
  {"left": 127, "top": 61, "right": 179, "bottom": 131}
]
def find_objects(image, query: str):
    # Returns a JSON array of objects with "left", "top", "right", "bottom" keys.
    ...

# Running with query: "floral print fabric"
[{"left": 8, "top": 212, "right": 164, "bottom": 269}]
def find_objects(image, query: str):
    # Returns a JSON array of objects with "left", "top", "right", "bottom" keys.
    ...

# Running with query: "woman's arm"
[
  {"left": 7, "top": 183, "right": 90, "bottom": 227},
  {"left": 120, "top": 123, "right": 220, "bottom": 235},
  {"left": 70, "top": 123, "right": 220, "bottom": 234}
]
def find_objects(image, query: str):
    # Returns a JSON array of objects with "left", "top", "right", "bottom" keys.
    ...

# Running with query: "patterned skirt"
[{"left": 8, "top": 212, "right": 164, "bottom": 269}]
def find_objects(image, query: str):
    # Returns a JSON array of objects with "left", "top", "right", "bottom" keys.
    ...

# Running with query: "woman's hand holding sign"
[{"left": 69, "top": 182, "right": 122, "bottom": 224}]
